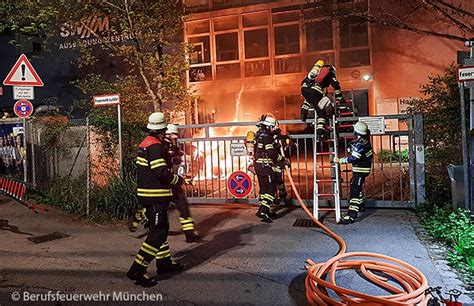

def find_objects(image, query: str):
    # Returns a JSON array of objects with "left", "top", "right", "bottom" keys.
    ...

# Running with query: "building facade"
[{"left": 183, "top": 0, "right": 466, "bottom": 128}]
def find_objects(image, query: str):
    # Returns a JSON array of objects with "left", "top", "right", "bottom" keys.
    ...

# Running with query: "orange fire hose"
[{"left": 283, "top": 160, "right": 430, "bottom": 305}]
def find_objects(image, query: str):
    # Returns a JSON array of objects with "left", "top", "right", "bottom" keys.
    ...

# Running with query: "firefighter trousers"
[
  {"left": 171, "top": 185, "right": 196, "bottom": 232},
  {"left": 301, "top": 87, "right": 328, "bottom": 132},
  {"left": 130, "top": 202, "right": 173, "bottom": 273},
  {"left": 347, "top": 173, "right": 368, "bottom": 217},
  {"left": 256, "top": 172, "right": 277, "bottom": 213}
]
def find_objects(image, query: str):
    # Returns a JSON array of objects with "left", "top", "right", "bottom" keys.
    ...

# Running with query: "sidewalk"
[{"left": 0, "top": 197, "right": 472, "bottom": 305}]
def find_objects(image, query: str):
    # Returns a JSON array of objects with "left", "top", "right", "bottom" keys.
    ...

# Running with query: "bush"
[
  {"left": 377, "top": 149, "right": 408, "bottom": 163},
  {"left": 417, "top": 202, "right": 474, "bottom": 281},
  {"left": 34, "top": 164, "right": 139, "bottom": 223}
]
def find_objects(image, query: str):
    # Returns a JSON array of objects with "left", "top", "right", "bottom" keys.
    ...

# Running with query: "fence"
[{"left": 178, "top": 113, "right": 425, "bottom": 208}]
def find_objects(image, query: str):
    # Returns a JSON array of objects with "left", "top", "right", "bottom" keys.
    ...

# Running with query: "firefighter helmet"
[
  {"left": 260, "top": 115, "right": 277, "bottom": 127},
  {"left": 166, "top": 124, "right": 179, "bottom": 135},
  {"left": 315, "top": 59, "right": 325, "bottom": 68},
  {"left": 147, "top": 112, "right": 167, "bottom": 130},
  {"left": 353, "top": 121, "right": 368, "bottom": 135}
]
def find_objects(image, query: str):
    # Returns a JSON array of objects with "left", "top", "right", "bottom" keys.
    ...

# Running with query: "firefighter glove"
[{"left": 184, "top": 178, "right": 194, "bottom": 186}]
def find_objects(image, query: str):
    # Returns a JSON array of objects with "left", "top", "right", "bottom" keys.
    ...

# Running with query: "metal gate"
[{"left": 177, "top": 113, "right": 425, "bottom": 208}]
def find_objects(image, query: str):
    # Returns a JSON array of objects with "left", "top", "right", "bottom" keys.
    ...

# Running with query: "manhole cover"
[
  {"left": 27, "top": 232, "right": 70, "bottom": 244},
  {"left": 293, "top": 219, "right": 317, "bottom": 228}
]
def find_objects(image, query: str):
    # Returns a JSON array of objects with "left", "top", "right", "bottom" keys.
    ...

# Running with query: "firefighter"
[
  {"left": 271, "top": 122, "right": 289, "bottom": 203},
  {"left": 300, "top": 59, "right": 345, "bottom": 138},
  {"left": 165, "top": 124, "right": 200, "bottom": 243},
  {"left": 127, "top": 112, "right": 188, "bottom": 287},
  {"left": 254, "top": 114, "right": 284, "bottom": 223},
  {"left": 334, "top": 121, "right": 373, "bottom": 224}
]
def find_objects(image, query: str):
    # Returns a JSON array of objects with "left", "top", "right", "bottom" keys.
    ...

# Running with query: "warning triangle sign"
[{"left": 3, "top": 54, "right": 44, "bottom": 87}]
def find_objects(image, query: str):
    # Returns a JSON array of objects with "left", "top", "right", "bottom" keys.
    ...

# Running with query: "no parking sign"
[
  {"left": 227, "top": 171, "right": 252, "bottom": 198},
  {"left": 13, "top": 99, "right": 34, "bottom": 118}
]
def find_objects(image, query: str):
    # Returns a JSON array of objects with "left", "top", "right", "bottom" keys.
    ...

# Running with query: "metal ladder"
[{"left": 312, "top": 108, "right": 341, "bottom": 223}]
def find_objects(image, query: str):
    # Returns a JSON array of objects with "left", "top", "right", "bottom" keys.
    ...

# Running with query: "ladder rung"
[
  {"left": 318, "top": 193, "right": 335, "bottom": 197},
  {"left": 316, "top": 152, "right": 335, "bottom": 155},
  {"left": 319, "top": 139, "right": 333, "bottom": 142},
  {"left": 338, "top": 112, "right": 354, "bottom": 116},
  {"left": 318, "top": 208, "right": 336, "bottom": 211},
  {"left": 338, "top": 124, "right": 353, "bottom": 128},
  {"left": 316, "top": 179, "right": 335, "bottom": 182},
  {"left": 318, "top": 165, "right": 335, "bottom": 169}
]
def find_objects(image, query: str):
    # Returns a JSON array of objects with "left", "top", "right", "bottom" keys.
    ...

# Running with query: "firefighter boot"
[
  {"left": 156, "top": 259, "right": 184, "bottom": 274},
  {"left": 127, "top": 262, "right": 157, "bottom": 287},
  {"left": 256, "top": 206, "right": 273, "bottom": 223},
  {"left": 339, "top": 209, "right": 358, "bottom": 225},
  {"left": 184, "top": 230, "right": 200, "bottom": 243}
]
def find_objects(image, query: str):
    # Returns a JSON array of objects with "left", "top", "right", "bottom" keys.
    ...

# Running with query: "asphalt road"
[{"left": 0, "top": 197, "right": 472, "bottom": 305}]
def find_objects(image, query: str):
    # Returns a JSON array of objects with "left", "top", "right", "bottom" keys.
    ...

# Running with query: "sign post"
[
  {"left": 92, "top": 94, "right": 122, "bottom": 174},
  {"left": 13, "top": 99, "right": 34, "bottom": 182}
]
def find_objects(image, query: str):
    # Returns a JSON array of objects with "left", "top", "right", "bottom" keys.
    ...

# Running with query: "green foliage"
[
  {"left": 377, "top": 149, "right": 408, "bottom": 163},
  {"left": 34, "top": 164, "right": 139, "bottom": 223},
  {"left": 89, "top": 164, "right": 139, "bottom": 221},
  {"left": 417, "top": 202, "right": 474, "bottom": 280},
  {"left": 407, "top": 64, "right": 469, "bottom": 202}
]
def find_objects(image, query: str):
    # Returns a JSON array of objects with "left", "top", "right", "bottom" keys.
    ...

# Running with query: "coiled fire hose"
[{"left": 281, "top": 146, "right": 430, "bottom": 305}]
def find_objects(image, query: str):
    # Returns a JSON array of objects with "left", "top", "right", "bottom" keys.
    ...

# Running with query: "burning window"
[
  {"left": 340, "top": 49, "right": 370, "bottom": 68},
  {"left": 216, "top": 33, "right": 239, "bottom": 62},
  {"left": 306, "top": 20, "right": 333, "bottom": 52},
  {"left": 274, "top": 25, "right": 300, "bottom": 55},
  {"left": 244, "top": 29, "right": 268, "bottom": 59}
]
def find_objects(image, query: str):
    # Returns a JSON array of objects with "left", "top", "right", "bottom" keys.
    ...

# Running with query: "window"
[
  {"left": 275, "top": 57, "right": 301, "bottom": 74},
  {"left": 214, "top": 16, "right": 238, "bottom": 32},
  {"left": 187, "top": 20, "right": 210, "bottom": 35},
  {"left": 243, "top": 12, "right": 268, "bottom": 27},
  {"left": 340, "top": 49, "right": 370, "bottom": 68},
  {"left": 272, "top": 11, "right": 299, "bottom": 24},
  {"left": 189, "top": 66, "right": 212, "bottom": 82},
  {"left": 244, "top": 29, "right": 268, "bottom": 59},
  {"left": 305, "top": 53, "right": 335, "bottom": 71},
  {"left": 188, "top": 36, "right": 211, "bottom": 64},
  {"left": 306, "top": 20, "right": 333, "bottom": 52},
  {"left": 340, "top": 17, "right": 368, "bottom": 48},
  {"left": 274, "top": 25, "right": 300, "bottom": 55},
  {"left": 216, "top": 33, "right": 239, "bottom": 62},
  {"left": 216, "top": 63, "right": 241, "bottom": 79},
  {"left": 245, "top": 60, "right": 270, "bottom": 77}
]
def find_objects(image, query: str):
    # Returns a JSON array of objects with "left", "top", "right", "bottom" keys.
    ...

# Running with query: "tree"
[
  {"left": 64, "top": 0, "right": 190, "bottom": 112},
  {"left": 306, "top": 0, "right": 473, "bottom": 42},
  {"left": 406, "top": 65, "right": 469, "bottom": 202}
]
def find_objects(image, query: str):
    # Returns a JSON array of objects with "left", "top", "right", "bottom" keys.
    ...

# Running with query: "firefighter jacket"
[
  {"left": 340, "top": 137, "right": 373, "bottom": 174},
  {"left": 301, "top": 65, "right": 343, "bottom": 101},
  {"left": 254, "top": 128, "right": 283, "bottom": 175},
  {"left": 136, "top": 135, "right": 183, "bottom": 205}
]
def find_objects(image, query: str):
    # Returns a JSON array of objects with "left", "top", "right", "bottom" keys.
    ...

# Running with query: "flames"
[{"left": 192, "top": 84, "right": 252, "bottom": 181}]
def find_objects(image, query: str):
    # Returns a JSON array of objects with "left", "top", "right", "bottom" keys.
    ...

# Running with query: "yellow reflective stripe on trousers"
[
  {"left": 256, "top": 158, "right": 272, "bottom": 163},
  {"left": 137, "top": 188, "right": 172, "bottom": 197},
  {"left": 143, "top": 242, "right": 159, "bottom": 253},
  {"left": 353, "top": 167, "right": 371, "bottom": 173}
]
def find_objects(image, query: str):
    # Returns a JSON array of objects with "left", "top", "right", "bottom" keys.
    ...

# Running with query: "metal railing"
[{"left": 177, "top": 114, "right": 425, "bottom": 207}]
